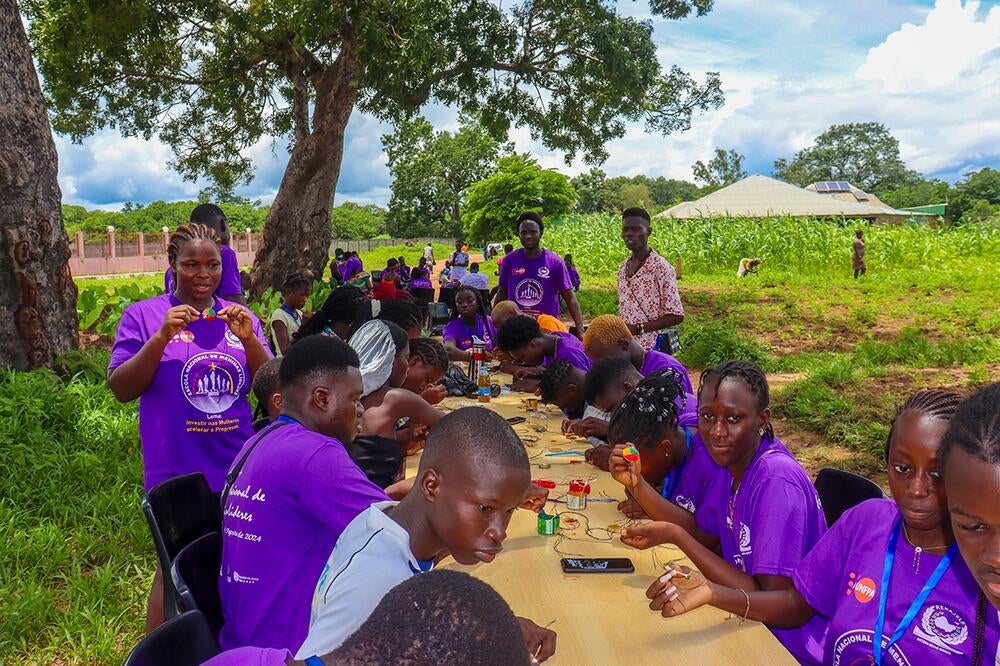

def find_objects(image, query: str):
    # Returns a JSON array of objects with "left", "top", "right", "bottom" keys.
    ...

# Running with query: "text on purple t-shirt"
[
  {"left": 218, "top": 422, "right": 389, "bottom": 652},
  {"left": 497, "top": 249, "right": 571, "bottom": 318},
  {"left": 109, "top": 294, "right": 267, "bottom": 492},
  {"left": 794, "top": 498, "right": 999, "bottom": 665},
  {"left": 442, "top": 315, "right": 496, "bottom": 352}
]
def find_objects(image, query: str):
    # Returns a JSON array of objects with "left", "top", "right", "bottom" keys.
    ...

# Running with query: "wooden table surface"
[{"left": 405, "top": 388, "right": 795, "bottom": 665}]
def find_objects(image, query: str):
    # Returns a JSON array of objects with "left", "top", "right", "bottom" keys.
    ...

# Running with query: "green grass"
[{"left": 8, "top": 218, "right": 1000, "bottom": 663}]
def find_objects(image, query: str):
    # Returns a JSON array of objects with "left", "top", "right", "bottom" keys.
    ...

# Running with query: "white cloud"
[
  {"left": 53, "top": 0, "right": 999, "bottom": 208},
  {"left": 857, "top": 0, "right": 1000, "bottom": 94}
]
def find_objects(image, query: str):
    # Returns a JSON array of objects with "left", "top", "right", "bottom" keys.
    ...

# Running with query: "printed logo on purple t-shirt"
[
  {"left": 832, "top": 630, "right": 911, "bottom": 666},
  {"left": 181, "top": 351, "right": 246, "bottom": 413},
  {"left": 225, "top": 329, "right": 245, "bottom": 348},
  {"left": 538, "top": 266, "right": 550, "bottom": 278},
  {"left": 847, "top": 573, "right": 877, "bottom": 603},
  {"left": 913, "top": 605, "right": 969, "bottom": 655},
  {"left": 675, "top": 495, "right": 695, "bottom": 513},
  {"left": 738, "top": 523, "right": 752, "bottom": 555},
  {"left": 515, "top": 278, "right": 545, "bottom": 308}
]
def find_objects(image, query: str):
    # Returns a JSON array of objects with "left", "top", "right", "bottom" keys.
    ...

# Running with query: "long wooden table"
[{"left": 405, "top": 389, "right": 795, "bottom": 665}]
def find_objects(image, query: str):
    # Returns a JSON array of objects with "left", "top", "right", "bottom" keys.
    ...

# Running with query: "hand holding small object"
[
  {"left": 620, "top": 521, "right": 676, "bottom": 550},
  {"left": 218, "top": 305, "right": 254, "bottom": 342},
  {"left": 608, "top": 444, "right": 642, "bottom": 490},
  {"left": 646, "top": 565, "right": 712, "bottom": 618},
  {"left": 157, "top": 304, "right": 199, "bottom": 341}
]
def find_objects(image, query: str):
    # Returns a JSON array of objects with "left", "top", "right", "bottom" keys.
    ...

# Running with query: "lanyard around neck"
[
  {"left": 661, "top": 426, "right": 694, "bottom": 501},
  {"left": 872, "top": 516, "right": 958, "bottom": 665}
]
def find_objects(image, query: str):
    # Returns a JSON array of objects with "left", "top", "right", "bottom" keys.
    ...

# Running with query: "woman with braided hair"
[
  {"left": 620, "top": 360, "right": 826, "bottom": 663},
  {"left": 442, "top": 285, "right": 496, "bottom": 362},
  {"left": 163, "top": 203, "right": 246, "bottom": 305},
  {"left": 108, "top": 223, "right": 271, "bottom": 631},
  {"left": 646, "top": 387, "right": 1000, "bottom": 665},
  {"left": 606, "top": 371, "right": 723, "bottom": 546}
]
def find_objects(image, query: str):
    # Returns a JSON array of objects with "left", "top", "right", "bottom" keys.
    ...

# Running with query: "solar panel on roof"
[
  {"left": 815, "top": 182, "right": 829, "bottom": 192},
  {"left": 837, "top": 181, "right": 851, "bottom": 190}
]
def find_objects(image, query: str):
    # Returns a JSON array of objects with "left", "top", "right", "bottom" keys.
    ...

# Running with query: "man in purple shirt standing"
[
  {"left": 497, "top": 315, "right": 592, "bottom": 378},
  {"left": 218, "top": 335, "right": 388, "bottom": 652},
  {"left": 494, "top": 212, "right": 585, "bottom": 337}
]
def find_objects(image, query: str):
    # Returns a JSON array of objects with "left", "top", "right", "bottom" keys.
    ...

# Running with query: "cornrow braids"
[
  {"left": 452, "top": 285, "right": 494, "bottom": 347},
  {"left": 294, "top": 285, "right": 368, "bottom": 340},
  {"left": 167, "top": 224, "right": 220, "bottom": 268},
  {"left": 608, "top": 371, "right": 684, "bottom": 450},
  {"left": 539, "top": 360, "right": 574, "bottom": 404},
  {"left": 885, "top": 388, "right": 965, "bottom": 461},
  {"left": 940, "top": 383, "right": 1000, "bottom": 474},
  {"left": 409, "top": 337, "right": 449, "bottom": 373},
  {"left": 281, "top": 270, "right": 312, "bottom": 291},
  {"left": 698, "top": 360, "right": 774, "bottom": 441}
]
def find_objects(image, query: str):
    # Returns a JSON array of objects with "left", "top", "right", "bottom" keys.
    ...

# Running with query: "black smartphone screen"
[
  {"left": 560, "top": 558, "right": 635, "bottom": 573},
  {"left": 506, "top": 416, "right": 526, "bottom": 425}
]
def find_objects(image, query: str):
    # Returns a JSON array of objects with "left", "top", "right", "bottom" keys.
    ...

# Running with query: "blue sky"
[{"left": 54, "top": 0, "right": 1000, "bottom": 209}]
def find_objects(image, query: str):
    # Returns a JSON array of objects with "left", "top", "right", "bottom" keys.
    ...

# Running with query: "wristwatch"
[{"left": 637, "top": 322, "right": 645, "bottom": 335}]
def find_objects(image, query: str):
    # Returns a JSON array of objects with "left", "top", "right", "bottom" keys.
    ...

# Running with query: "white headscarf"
[{"left": 349, "top": 319, "right": 396, "bottom": 397}]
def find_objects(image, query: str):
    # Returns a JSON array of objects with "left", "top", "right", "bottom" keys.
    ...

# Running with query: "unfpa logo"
[{"left": 847, "top": 572, "right": 876, "bottom": 603}]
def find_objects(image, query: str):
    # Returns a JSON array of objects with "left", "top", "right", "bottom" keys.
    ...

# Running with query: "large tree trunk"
[
  {"left": 0, "top": 0, "right": 78, "bottom": 370},
  {"left": 250, "top": 42, "right": 362, "bottom": 298}
]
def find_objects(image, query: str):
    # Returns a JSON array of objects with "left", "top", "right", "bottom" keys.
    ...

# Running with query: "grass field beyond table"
[{"left": 407, "top": 388, "right": 795, "bottom": 665}]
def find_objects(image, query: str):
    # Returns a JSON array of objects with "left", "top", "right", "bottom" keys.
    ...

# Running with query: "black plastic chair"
[
  {"left": 172, "top": 531, "right": 225, "bottom": 639},
  {"left": 814, "top": 467, "right": 885, "bottom": 527},
  {"left": 428, "top": 302, "right": 451, "bottom": 336},
  {"left": 477, "top": 289, "right": 493, "bottom": 314},
  {"left": 410, "top": 287, "right": 436, "bottom": 306},
  {"left": 141, "top": 472, "right": 221, "bottom": 619},
  {"left": 123, "top": 610, "right": 220, "bottom": 666}
]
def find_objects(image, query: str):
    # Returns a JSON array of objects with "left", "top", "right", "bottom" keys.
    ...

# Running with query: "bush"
[
  {"left": 0, "top": 353, "right": 147, "bottom": 662},
  {"left": 676, "top": 319, "right": 772, "bottom": 370}
]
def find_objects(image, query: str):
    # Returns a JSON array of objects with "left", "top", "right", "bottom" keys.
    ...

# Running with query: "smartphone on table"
[{"left": 560, "top": 558, "right": 635, "bottom": 574}]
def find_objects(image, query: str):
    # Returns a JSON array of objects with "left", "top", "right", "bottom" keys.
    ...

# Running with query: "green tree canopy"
[
  {"left": 571, "top": 168, "right": 621, "bottom": 213},
  {"left": 692, "top": 148, "right": 747, "bottom": 189},
  {"left": 620, "top": 182, "right": 653, "bottom": 209},
  {"left": 772, "top": 122, "right": 920, "bottom": 194},
  {"left": 24, "top": 0, "right": 723, "bottom": 294},
  {"left": 383, "top": 113, "right": 511, "bottom": 238},
  {"left": 329, "top": 201, "right": 387, "bottom": 239},
  {"left": 462, "top": 154, "right": 576, "bottom": 242}
]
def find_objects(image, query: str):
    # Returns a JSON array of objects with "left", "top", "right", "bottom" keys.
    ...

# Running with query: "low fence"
[
  {"left": 68, "top": 231, "right": 456, "bottom": 277},
  {"left": 328, "top": 237, "right": 454, "bottom": 253},
  {"left": 69, "top": 230, "right": 260, "bottom": 277}
]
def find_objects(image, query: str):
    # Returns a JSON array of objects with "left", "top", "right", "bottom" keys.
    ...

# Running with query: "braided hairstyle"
[
  {"left": 698, "top": 360, "right": 774, "bottom": 441},
  {"left": 539, "top": 360, "right": 575, "bottom": 404},
  {"left": 452, "top": 284, "right": 494, "bottom": 346},
  {"left": 294, "top": 285, "right": 367, "bottom": 340},
  {"left": 409, "top": 337, "right": 449, "bottom": 373},
  {"left": 886, "top": 388, "right": 965, "bottom": 460},
  {"left": 940, "top": 383, "right": 1000, "bottom": 473},
  {"left": 608, "top": 371, "right": 685, "bottom": 450},
  {"left": 166, "top": 225, "right": 221, "bottom": 294},
  {"left": 281, "top": 270, "right": 312, "bottom": 292}
]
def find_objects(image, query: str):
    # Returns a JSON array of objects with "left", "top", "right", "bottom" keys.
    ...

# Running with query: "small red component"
[{"left": 533, "top": 480, "right": 556, "bottom": 489}]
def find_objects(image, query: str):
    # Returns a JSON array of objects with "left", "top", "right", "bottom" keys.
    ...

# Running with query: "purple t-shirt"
[
  {"left": 677, "top": 392, "right": 698, "bottom": 428},
  {"left": 109, "top": 294, "right": 267, "bottom": 492},
  {"left": 568, "top": 265, "right": 581, "bottom": 290},
  {"left": 696, "top": 434, "right": 829, "bottom": 663},
  {"left": 203, "top": 647, "right": 291, "bottom": 666},
  {"left": 667, "top": 429, "right": 723, "bottom": 520},
  {"left": 164, "top": 243, "right": 243, "bottom": 298},
  {"left": 497, "top": 249, "right": 571, "bottom": 318},
  {"left": 542, "top": 331, "right": 592, "bottom": 372},
  {"left": 442, "top": 315, "right": 496, "bottom": 352},
  {"left": 342, "top": 256, "right": 363, "bottom": 280},
  {"left": 640, "top": 349, "right": 693, "bottom": 394},
  {"left": 794, "top": 498, "right": 999, "bottom": 665},
  {"left": 408, "top": 277, "right": 433, "bottom": 290},
  {"left": 218, "top": 422, "right": 389, "bottom": 651}
]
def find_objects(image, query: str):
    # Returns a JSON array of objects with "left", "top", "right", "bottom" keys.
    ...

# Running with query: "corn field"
[{"left": 544, "top": 213, "right": 1000, "bottom": 278}]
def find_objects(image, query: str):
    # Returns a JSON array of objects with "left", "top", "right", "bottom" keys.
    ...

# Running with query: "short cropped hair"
[
  {"left": 497, "top": 315, "right": 542, "bottom": 352},
  {"left": 334, "top": 569, "right": 529, "bottom": 665},
  {"left": 251, "top": 357, "right": 282, "bottom": 407},
  {"left": 516, "top": 211, "right": 544, "bottom": 234},
  {"left": 622, "top": 207, "right": 651, "bottom": 222},
  {"left": 279, "top": 335, "right": 359, "bottom": 390},
  {"left": 583, "top": 356, "right": 636, "bottom": 406},
  {"left": 539, "top": 360, "right": 575, "bottom": 404},
  {"left": 420, "top": 407, "right": 528, "bottom": 472}
]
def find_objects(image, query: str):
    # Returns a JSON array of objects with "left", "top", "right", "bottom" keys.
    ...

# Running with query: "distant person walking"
[
  {"left": 422, "top": 242, "right": 436, "bottom": 267},
  {"left": 617, "top": 207, "right": 684, "bottom": 350},
  {"left": 852, "top": 229, "right": 866, "bottom": 278},
  {"left": 448, "top": 240, "right": 470, "bottom": 281}
]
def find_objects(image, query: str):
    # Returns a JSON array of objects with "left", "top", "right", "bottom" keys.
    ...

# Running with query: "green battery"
[{"left": 537, "top": 511, "right": 560, "bottom": 536}]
